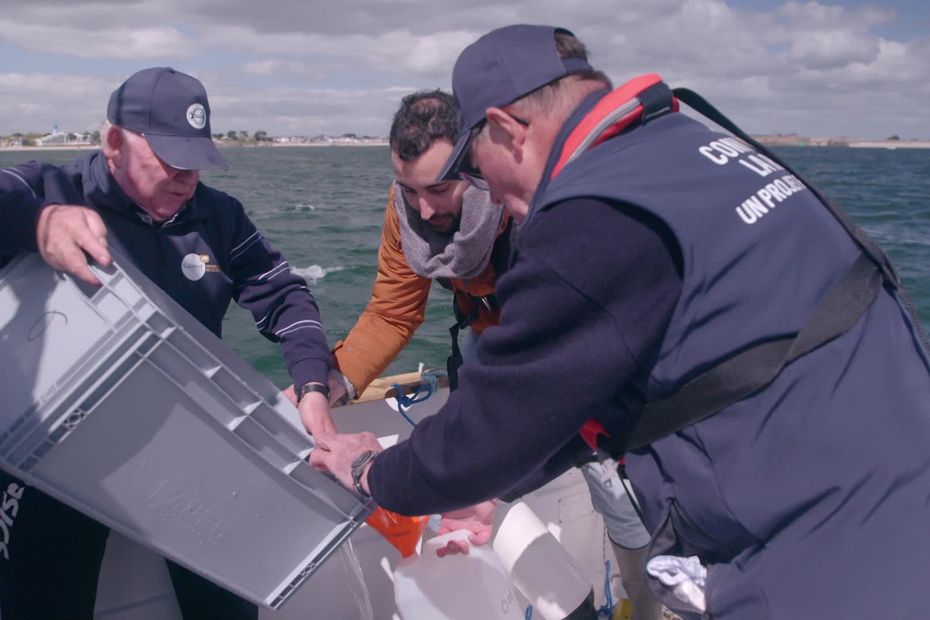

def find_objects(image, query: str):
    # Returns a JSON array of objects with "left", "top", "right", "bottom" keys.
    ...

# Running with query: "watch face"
[{"left": 351, "top": 450, "right": 373, "bottom": 469}]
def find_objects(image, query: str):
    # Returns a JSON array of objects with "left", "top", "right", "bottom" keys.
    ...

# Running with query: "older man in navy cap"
[
  {"left": 313, "top": 25, "right": 930, "bottom": 620},
  {"left": 0, "top": 67, "right": 335, "bottom": 619}
]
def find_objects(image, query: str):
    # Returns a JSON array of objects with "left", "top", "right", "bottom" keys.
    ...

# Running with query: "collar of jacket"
[
  {"left": 84, "top": 150, "right": 210, "bottom": 226},
  {"left": 526, "top": 76, "right": 674, "bottom": 225},
  {"left": 526, "top": 88, "right": 609, "bottom": 224}
]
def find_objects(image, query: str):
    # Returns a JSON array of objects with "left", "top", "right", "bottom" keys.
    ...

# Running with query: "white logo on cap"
[
  {"left": 181, "top": 253, "right": 207, "bottom": 281},
  {"left": 186, "top": 103, "right": 207, "bottom": 130}
]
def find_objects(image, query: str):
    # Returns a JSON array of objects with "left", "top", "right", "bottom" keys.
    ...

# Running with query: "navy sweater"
[
  {"left": 369, "top": 196, "right": 682, "bottom": 513},
  {"left": 0, "top": 178, "right": 47, "bottom": 254},
  {"left": 0, "top": 152, "right": 331, "bottom": 388}
]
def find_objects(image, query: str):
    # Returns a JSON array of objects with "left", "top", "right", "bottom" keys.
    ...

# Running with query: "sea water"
[{"left": 2, "top": 145, "right": 927, "bottom": 386}]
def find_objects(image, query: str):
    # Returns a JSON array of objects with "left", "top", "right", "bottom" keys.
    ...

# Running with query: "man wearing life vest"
[
  {"left": 312, "top": 25, "right": 930, "bottom": 618},
  {"left": 324, "top": 90, "right": 662, "bottom": 619}
]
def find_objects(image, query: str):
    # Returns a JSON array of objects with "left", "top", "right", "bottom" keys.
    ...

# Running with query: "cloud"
[
  {"left": 242, "top": 60, "right": 326, "bottom": 81},
  {"left": 786, "top": 30, "right": 880, "bottom": 70},
  {"left": 775, "top": 0, "right": 892, "bottom": 29},
  {"left": 0, "top": 73, "right": 117, "bottom": 133},
  {"left": 0, "top": 24, "right": 196, "bottom": 59},
  {"left": 206, "top": 84, "right": 403, "bottom": 137},
  {"left": 0, "top": 0, "right": 927, "bottom": 139},
  {"left": 200, "top": 26, "right": 475, "bottom": 83},
  {"left": 770, "top": 1, "right": 890, "bottom": 70},
  {"left": 0, "top": 2, "right": 198, "bottom": 59}
]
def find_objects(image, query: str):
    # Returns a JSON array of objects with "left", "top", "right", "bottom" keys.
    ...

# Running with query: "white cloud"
[
  {"left": 787, "top": 31, "right": 880, "bottom": 70},
  {"left": 242, "top": 60, "right": 326, "bottom": 80},
  {"left": 0, "top": 0, "right": 927, "bottom": 139},
  {"left": 0, "top": 23, "right": 196, "bottom": 59},
  {"left": 0, "top": 73, "right": 117, "bottom": 134},
  {"left": 775, "top": 0, "right": 893, "bottom": 29},
  {"left": 209, "top": 86, "right": 400, "bottom": 136}
]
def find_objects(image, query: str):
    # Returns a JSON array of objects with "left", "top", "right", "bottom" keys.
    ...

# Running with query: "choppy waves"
[{"left": 291, "top": 265, "right": 345, "bottom": 284}]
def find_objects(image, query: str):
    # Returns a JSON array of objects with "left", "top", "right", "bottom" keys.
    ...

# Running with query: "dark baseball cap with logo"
[
  {"left": 107, "top": 67, "right": 227, "bottom": 171},
  {"left": 437, "top": 25, "right": 592, "bottom": 182}
]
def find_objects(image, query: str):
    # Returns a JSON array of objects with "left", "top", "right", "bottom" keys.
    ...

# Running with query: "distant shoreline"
[
  {"left": 754, "top": 137, "right": 930, "bottom": 150},
  {"left": 0, "top": 142, "right": 387, "bottom": 153},
  {"left": 2, "top": 139, "right": 926, "bottom": 153},
  {"left": 846, "top": 141, "right": 930, "bottom": 149},
  {"left": 0, "top": 144, "right": 99, "bottom": 152},
  {"left": 226, "top": 142, "right": 387, "bottom": 148}
]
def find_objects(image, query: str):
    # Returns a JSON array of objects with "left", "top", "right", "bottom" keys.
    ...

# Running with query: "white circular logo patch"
[
  {"left": 181, "top": 253, "right": 206, "bottom": 281},
  {"left": 186, "top": 103, "right": 207, "bottom": 130}
]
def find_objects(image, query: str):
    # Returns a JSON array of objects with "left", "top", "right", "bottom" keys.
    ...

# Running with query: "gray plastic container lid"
[{"left": 0, "top": 249, "right": 373, "bottom": 609}]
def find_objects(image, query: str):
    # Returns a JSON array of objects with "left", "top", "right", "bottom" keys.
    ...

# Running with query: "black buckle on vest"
[
  {"left": 639, "top": 82, "right": 675, "bottom": 124},
  {"left": 619, "top": 252, "right": 884, "bottom": 454}
]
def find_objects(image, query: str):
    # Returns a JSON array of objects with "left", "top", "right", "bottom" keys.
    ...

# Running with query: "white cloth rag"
[{"left": 646, "top": 554, "right": 708, "bottom": 613}]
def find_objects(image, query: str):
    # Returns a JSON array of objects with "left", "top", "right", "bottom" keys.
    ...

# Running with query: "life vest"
[
  {"left": 437, "top": 213, "right": 513, "bottom": 334},
  {"left": 439, "top": 213, "right": 515, "bottom": 389},
  {"left": 546, "top": 75, "right": 928, "bottom": 455}
]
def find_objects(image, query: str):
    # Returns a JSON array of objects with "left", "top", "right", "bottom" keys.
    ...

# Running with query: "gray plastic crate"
[{"left": 0, "top": 251, "right": 372, "bottom": 609}]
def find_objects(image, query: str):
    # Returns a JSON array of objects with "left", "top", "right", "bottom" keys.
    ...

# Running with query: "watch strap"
[{"left": 297, "top": 381, "right": 330, "bottom": 403}]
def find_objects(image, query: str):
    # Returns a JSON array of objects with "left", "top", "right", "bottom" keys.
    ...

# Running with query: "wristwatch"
[
  {"left": 297, "top": 381, "right": 330, "bottom": 403},
  {"left": 350, "top": 450, "right": 376, "bottom": 498}
]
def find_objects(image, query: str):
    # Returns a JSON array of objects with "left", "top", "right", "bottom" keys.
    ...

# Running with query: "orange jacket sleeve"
[{"left": 332, "top": 185, "right": 432, "bottom": 395}]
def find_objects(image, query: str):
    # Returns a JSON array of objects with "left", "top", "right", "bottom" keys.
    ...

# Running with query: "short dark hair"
[
  {"left": 389, "top": 90, "right": 458, "bottom": 162},
  {"left": 554, "top": 30, "right": 612, "bottom": 88}
]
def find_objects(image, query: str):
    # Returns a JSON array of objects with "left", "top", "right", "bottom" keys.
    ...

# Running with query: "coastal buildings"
[
  {"left": 35, "top": 130, "right": 95, "bottom": 147},
  {"left": 270, "top": 133, "right": 386, "bottom": 146},
  {"left": 3, "top": 130, "right": 924, "bottom": 150},
  {"left": 753, "top": 133, "right": 930, "bottom": 149},
  {"left": 0, "top": 127, "right": 98, "bottom": 148}
]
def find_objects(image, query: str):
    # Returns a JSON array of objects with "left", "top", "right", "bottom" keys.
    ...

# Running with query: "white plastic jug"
[{"left": 393, "top": 529, "right": 524, "bottom": 620}]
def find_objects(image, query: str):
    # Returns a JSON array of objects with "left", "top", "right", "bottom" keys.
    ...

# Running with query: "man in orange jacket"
[
  {"left": 325, "top": 90, "right": 662, "bottom": 619},
  {"left": 330, "top": 90, "right": 511, "bottom": 398}
]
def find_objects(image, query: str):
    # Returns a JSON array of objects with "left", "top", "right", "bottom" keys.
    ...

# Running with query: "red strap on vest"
[
  {"left": 579, "top": 418, "right": 609, "bottom": 451},
  {"left": 551, "top": 73, "right": 677, "bottom": 179}
]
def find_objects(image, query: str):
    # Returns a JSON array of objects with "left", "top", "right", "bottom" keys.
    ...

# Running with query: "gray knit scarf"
[{"left": 392, "top": 181, "right": 504, "bottom": 280}]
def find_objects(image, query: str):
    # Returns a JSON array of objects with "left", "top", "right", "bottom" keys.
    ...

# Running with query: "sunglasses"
[{"left": 458, "top": 112, "right": 529, "bottom": 191}]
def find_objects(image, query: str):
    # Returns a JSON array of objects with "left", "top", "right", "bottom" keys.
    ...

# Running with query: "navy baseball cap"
[
  {"left": 437, "top": 25, "right": 592, "bottom": 182},
  {"left": 107, "top": 67, "right": 227, "bottom": 171}
]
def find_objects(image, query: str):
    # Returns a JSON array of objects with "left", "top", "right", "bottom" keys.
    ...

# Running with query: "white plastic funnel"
[{"left": 493, "top": 502, "right": 592, "bottom": 620}]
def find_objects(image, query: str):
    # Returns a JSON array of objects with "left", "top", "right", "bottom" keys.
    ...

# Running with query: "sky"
[{"left": 1, "top": 0, "right": 928, "bottom": 140}]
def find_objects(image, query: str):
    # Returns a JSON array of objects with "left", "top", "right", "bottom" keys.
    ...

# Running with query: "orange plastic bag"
[{"left": 365, "top": 506, "right": 429, "bottom": 557}]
